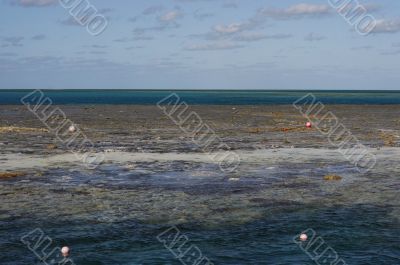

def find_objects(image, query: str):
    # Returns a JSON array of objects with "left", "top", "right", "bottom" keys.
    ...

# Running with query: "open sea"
[
  {"left": 2, "top": 90, "right": 400, "bottom": 105},
  {"left": 0, "top": 89, "right": 399, "bottom": 264}
]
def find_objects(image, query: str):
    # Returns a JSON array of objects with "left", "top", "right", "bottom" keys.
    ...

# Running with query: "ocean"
[
  {"left": 1, "top": 90, "right": 400, "bottom": 105},
  {"left": 1, "top": 91, "right": 399, "bottom": 264}
]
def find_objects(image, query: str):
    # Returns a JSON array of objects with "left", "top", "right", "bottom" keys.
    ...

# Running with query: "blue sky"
[{"left": 0, "top": 0, "right": 399, "bottom": 90}]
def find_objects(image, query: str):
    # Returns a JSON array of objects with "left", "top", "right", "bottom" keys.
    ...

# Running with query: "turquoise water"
[{"left": 2, "top": 90, "right": 400, "bottom": 104}]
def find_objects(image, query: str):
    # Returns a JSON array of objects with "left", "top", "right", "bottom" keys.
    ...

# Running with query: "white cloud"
[
  {"left": 12, "top": 0, "right": 57, "bottom": 7},
  {"left": 234, "top": 32, "right": 292, "bottom": 42},
  {"left": 159, "top": 10, "right": 183, "bottom": 23},
  {"left": 214, "top": 23, "right": 248, "bottom": 34},
  {"left": 260, "top": 3, "right": 331, "bottom": 19},
  {"left": 185, "top": 42, "right": 243, "bottom": 51},
  {"left": 370, "top": 19, "right": 400, "bottom": 34}
]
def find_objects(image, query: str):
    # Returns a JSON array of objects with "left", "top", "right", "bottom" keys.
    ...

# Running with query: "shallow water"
[{"left": 1, "top": 152, "right": 399, "bottom": 264}]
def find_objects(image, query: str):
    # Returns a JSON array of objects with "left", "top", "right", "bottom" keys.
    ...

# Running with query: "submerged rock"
[
  {"left": 46, "top": 144, "right": 58, "bottom": 150},
  {"left": 0, "top": 171, "right": 27, "bottom": 179},
  {"left": 324, "top": 175, "right": 343, "bottom": 181},
  {"left": 248, "top": 128, "right": 262, "bottom": 134},
  {"left": 0, "top": 126, "right": 48, "bottom": 133}
]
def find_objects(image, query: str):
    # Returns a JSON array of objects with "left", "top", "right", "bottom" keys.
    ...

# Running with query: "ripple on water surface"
[{"left": 0, "top": 158, "right": 399, "bottom": 264}]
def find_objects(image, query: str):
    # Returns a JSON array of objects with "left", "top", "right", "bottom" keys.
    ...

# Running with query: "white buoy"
[
  {"left": 300, "top": 233, "right": 308, "bottom": 241},
  {"left": 61, "top": 246, "right": 70, "bottom": 257}
]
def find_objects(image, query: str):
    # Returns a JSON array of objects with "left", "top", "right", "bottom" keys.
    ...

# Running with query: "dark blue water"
[
  {"left": 1, "top": 162, "right": 399, "bottom": 264},
  {"left": 2, "top": 205, "right": 399, "bottom": 264},
  {"left": 2, "top": 90, "right": 400, "bottom": 105}
]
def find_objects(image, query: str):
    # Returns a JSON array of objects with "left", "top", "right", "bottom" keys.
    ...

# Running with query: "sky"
[{"left": 0, "top": 0, "right": 399, "bottom": 90}]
